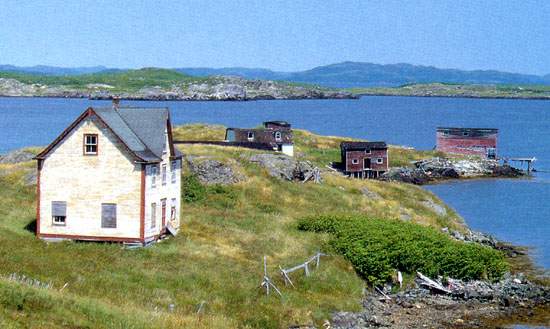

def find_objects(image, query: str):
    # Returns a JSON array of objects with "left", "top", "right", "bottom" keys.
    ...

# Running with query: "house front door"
[
  {"left": 364, "top": 158, "right": 371, "bottom": 169},
  {"left": 161, "top": 198, "right": 167, "bottom": 228}
]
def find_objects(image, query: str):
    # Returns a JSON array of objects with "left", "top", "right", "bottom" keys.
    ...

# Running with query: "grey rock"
[
  {"left": 248, "top": 153, "right": 320, "bottom": 182},
  {"left": 420, "top": 199, "right": 447, "bottom": 216},
  {"left": 186, "top": 157, "right": 243, "bottom": 185},
  {"left": 361, "top": 187, "right": 381, "bottom": 200},
  {"left": 0, "top": 148, "right": 35, "bottom": 164}
]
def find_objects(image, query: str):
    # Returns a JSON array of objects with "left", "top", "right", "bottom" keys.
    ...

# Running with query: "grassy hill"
[
  {"left": 348, "top": 83, "right": 550, "bottom": 99},
  {"left": 0, "top": 125, "right": 510, "bottom": 328}
]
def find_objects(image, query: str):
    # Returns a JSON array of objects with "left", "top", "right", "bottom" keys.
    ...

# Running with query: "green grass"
[
  {"left": 347, "top": 83, "right": 550, "bottom": 99},
  {"left": 0, "top": 126, "right": 500, "bottom": 328},
  {"left": 298, "top": 215, "right": 508, "bottom": 285},
  {"left": 0, "top": 68, "right": 207, "bottom": 93}
]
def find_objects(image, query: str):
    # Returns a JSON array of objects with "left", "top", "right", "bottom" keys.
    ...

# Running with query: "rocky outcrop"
[
  {"left": 381, "top": 158, "right": 524, "bottom": 185},
  {"left": 185, "top": 156, "right": 244, "bottom": 185},
  {"left": 248, "top": 153, "right": 321, "bottom": 182},
  {"left": 331, "top": 273, "right": 549, "bottom": 329},
  {"left": 0, "top": 148, "right": 35, "bottom": 164},
  {"left": 0, "top": 76, "right": 356, "bottom": 101}
]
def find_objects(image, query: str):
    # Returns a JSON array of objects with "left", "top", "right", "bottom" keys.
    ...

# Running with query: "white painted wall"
[
  {"left": 282, "top": 144, "right": 294, "bottom": 156},
  {"left": 39, "top": 115, "right": 142, "bottom": 239}
]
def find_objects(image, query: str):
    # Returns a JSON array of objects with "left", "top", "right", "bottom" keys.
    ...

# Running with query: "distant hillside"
[
  {"left": 0, "top": 68, "right": 353, "bottom": 100},
  {"left": 3, "top": 62, "right": 550, "bottom": 88},
  {"left": 0, "top": 65, "right": 114, "bottom": 76},
  {"left": 177, "top": 62, "right": 550, "bottom": 88}
]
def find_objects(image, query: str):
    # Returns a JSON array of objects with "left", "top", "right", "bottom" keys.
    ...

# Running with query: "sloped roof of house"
[
  {"left": 340, "top": 141, "right": 387, "bottom": 151},
  {"left": 35, "top": 106, "right": 182, "bottom": 163}
]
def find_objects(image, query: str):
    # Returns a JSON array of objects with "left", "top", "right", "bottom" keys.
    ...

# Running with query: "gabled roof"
[
  {"left": 341, "top": 141, "right": 387, "bottom": 151},
  {"left": 35, "top": 106, "right": 182, "bottom": 163}
]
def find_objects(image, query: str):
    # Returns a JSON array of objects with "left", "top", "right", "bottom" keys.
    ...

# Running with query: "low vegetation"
[
  {"left": 0, "top": 126, "right": 518, "bottom": 328},
  {"left": 298, "top": 215, "right": 508, "bottom": 285},
  {"left": 348, "top": 83, "right": 550, "bottom": 99}
]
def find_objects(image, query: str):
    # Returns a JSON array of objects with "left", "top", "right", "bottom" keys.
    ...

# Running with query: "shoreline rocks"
[
  {"left": 380, "top": 157, "right": 524, "bottom": 185},
  {"left": 0, "top": 76, "right": 357, "bottom": 101},
  {"left": 330, "top": 273, "right": 549, "bottom": 329}
]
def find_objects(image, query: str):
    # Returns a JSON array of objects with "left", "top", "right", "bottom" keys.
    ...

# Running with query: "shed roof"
[{"left": 340, "top": 141, "right": 387, "bottom": 151}]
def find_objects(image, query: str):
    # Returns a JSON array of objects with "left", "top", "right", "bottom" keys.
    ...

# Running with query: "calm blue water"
[
  {"left": 0, "top": 96, "right": 548, "bottom": 328},
  {"left": 0, "top": 96, "right": 548, "bottom": 269}
]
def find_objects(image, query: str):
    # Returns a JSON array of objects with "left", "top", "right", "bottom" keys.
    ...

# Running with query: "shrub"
[
  {"left": 298, "top": 215, "right": 508, "bottom": 285},
  {"left": 181, "top": 174, "right": 207, "bottom": 203}
]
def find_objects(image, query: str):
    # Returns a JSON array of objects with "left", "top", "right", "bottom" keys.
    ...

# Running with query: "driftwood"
[
  {"left": 375, "top": 286, "right": 392, "bottom": 300},
  {"left": 260, "top": 256, "right": 282, "bottom": 297},
  {"left": 416, "top": 271, "right": 451, "bottom": 294},
  {"left": 280, "top": 252, "right": 327, "bottom": 286}
]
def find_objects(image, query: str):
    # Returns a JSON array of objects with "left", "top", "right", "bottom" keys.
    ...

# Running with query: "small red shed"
[
  {"left": 340, "top": 141, "right": 388, "bottom": 179},
  {"left": 436, "top": 127, "right": 498, "bottom": 159}
]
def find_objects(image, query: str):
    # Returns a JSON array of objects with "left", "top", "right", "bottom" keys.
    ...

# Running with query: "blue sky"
[{"left": 0, "top": 0, "right": 549, "bottom": 74}]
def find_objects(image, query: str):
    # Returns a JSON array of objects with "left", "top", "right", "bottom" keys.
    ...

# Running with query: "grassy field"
[
  {"left": 0, "top": 68, "right": 207, "bottom": 93},
  {"left": 348, "top": 83, "right": 550, "bottom": 99},
  {"left": 0, "top": 126, "right": 500, "bottom": 328}
]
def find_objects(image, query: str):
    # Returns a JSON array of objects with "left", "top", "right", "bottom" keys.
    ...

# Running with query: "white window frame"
[
  {"left": 365, "top": 149, "right": 371, "bottom": 154},
  {"left": 150, "top": 165, "right": 158, "bottom": 188},
  {"left": 162, "top": 164, "right": 167, "bottom": 186},
  {"left": 171, "top": 161, "right": 177, "bottom": 184},
  {"left": 84, "top": 134, "right": 98, "bottom": 155},
  {"left": 351, "top": 159, "right": 359, "bottom": 164},
  {"left": 247, "top": 131, "right": 254, "bottom": 140},
  {"left": 151, "top": 203, "right": 157, "bottom": 228},
  {"left": 170, "top": 198, "right": 177, "bottom": 221},
  {"left": 376, "top": 158, "right": 384, "bottom": 164},
  {"left": 51, "top": 201, "right": 67, "bottom": 226},
  {"left": 274, "top": 131, "right": 282, "bottom": 142}
]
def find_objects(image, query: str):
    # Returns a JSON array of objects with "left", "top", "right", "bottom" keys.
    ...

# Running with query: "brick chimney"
[{"left": 112, "top": 97, "right": 120, "bottom": 109}]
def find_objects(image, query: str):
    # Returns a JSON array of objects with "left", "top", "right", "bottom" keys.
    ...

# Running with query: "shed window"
[
  {"left": 463, "top": 131, "right": 469, "bottom": 136},
  {"left": 151, "top": 203, "right": 157, "bottom": 228},
  {"left": 101, "top": 203, "right": 117, "bottom": 228},
  {"left": 170, "top": 198, "right": 177, "bottom": 221},
  {"left": 84, "top": 134, "right": 98, "bottom": 155},
  {"left": 351, "top": 159, "right": 359, "bottom": 164},
  {"left": 376, "top": 158, "right": 384, "bottom": 164},
  {"left": 365, "top": 149, "right": 371, "bottom": 154},
  {"left": 247, "top": 131, "right": 254, "bottom": 140},
  {"left": 51, "top": 201, "right": 66, "bottom": 226},
  {"left": 274, "top": 131, "right": 282, "bottom": 141},
  {"left": 171, "top": 161, "right": 177, "bottom": 184},
  {"left": 162, "top": 164, "right": 167, "bottom": 185}
]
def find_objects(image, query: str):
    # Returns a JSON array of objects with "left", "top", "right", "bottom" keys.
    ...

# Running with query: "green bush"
[
  {"left": 181, "top": 174, "right": 207, "bottom": 203},
  {"left": 298, "top": 215, "right": 508, "bottom": 285}
]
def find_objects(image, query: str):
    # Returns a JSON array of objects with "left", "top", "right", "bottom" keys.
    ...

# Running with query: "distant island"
[
  {"left": 0, "top": 68, "right": 355, "bottom": 101},
  {"left": 349, "top": 83, "right": 550, "bottom": 100},
  {"left": 2, "top": 62, "right": 550, "bottom": 100}
]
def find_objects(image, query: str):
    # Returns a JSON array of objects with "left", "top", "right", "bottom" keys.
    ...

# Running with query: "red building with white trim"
[
  {"left": 436, "top": 127, "right": 498, "bottom": 159},
  {"left": 340, "top": 141, "right": 388, "bottom": 178}
]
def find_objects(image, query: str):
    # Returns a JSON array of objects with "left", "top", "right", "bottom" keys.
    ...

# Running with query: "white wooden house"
[{"left": 34, "top": 103, "right": 182, "bottom": 245}]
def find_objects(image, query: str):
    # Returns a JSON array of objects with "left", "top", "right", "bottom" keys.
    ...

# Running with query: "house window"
[
  {"left": 51, "top": 201, "right": 66, "bottom": 226},
  {"left": 365, "top": 149, "right": 371, "bottom": 154},
  {"left": 162, "top": 164, "right": 167, "bottom": 185},
  {"left": 376, "top": 158, "right": 384, "bottom": 164},
  {"left": 247, "top": 131, "right": 254, "bottom": 140},
  {"left": 351, "top": 159, "right": 359, "bottom": 164},
  {"left": 150, "top": 165, "right": 158, "bottom": 188},
  {"left": 170, "top": 198, "right": 177, "bottom": 221},
  {"left": 171, "top": 161, "right": 177, "bottom": 184},
  {"left": 101, "top": 203, "right": 117, "bottom": 228},
  {"left": 151, "top": 203, "right": 157, "bottom": 228},
  {"left": 463, "top": 131, "right": 469, "bottom": 136},
  {"left": 84, "top": 134, "right": 98, "bottom": 155},
  {"left": 274, "top": 131, "right": 282, "bottom": 141}
]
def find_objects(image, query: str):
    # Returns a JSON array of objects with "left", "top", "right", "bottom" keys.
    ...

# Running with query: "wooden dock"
[{"left": 502, "top": 157, "right": 537, "bottom": 174}]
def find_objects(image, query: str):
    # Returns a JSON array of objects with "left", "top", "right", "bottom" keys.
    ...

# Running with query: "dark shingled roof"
[
  {"left": 35, "top": 106, "right": 182, "bottom": 162},
  {"left": 340, "top": 141, "right": 387, "bottom": 151}
]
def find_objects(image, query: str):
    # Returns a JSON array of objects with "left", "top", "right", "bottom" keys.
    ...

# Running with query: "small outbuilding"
[
  {"left": 34, "top": 102, "right": 182, "bottom": 245},
  {"left": 225, "top": 121, "right": 294, "bottom": 156},
  {"left": 436, "top": 127, "right": 498, "bottom": 159},
  {"left": 340, "top": 141, "right": 388, "bottom": 179}
]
